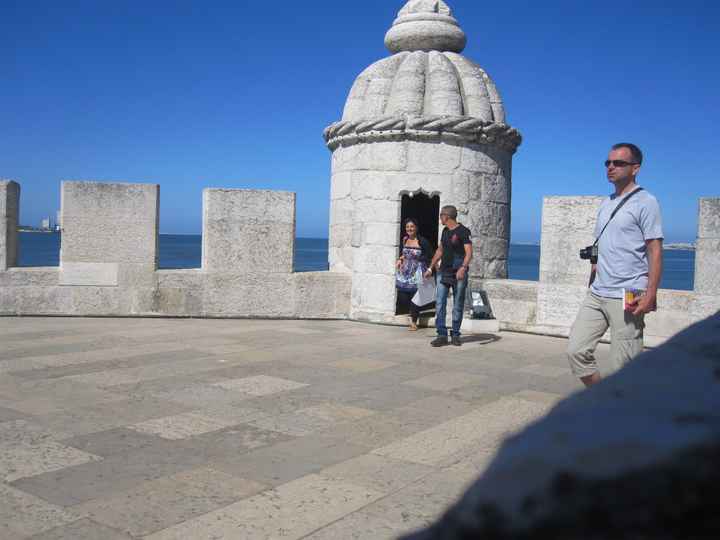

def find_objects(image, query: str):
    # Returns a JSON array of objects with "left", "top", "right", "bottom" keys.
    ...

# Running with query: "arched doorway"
[{"left": 396, "top": 192, "right": 440, "bottom": 316}]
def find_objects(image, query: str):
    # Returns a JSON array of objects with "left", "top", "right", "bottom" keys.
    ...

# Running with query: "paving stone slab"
[
  {"left": 73, "top": 467, "right": 267, "bottom": 537},
  {"left": 11, "top": 441, "right": 210, "bottom": 506},
  {"left": 0, "top": 379, "right": 127, "bottom": 415},
  {"left": 0, "top": 405, "right": 29, "bottom": 422},
  {"left": 62, "top": 355, "right": 231, "bottom": 388},
  {"left": 175, "top": 423, "right": 294, "bottom": 461},
  {"left": 0, "top": 440, "right": 102, "bottom": 482},
  {"left": 212, "top": 375, "right": 309, "bottom": 396},
  {"left": 10, "top": 348, "right": 207, "bottom": 381},
  {"left": 319, "top": 453, "right": 434, "bottom": 495},
  {"left": 372, "top": 396, "right": 551, "bottom": 467},
  {"left": 28, "top": 518, "right": 133, "bottom": 540},
  {"left": 144, "top": 474, "right": 384, "bottom": 540},
  {"left": 514, "top": 363, "right": 572, "bottom": 377},
  {"left": 0, "top": 482, "right": 83, "bottom": 538},
  {"left": 214, "top": 435, "right": 369, "bottom": 487},
  {"left": 329, "top": 357, "right": 398, "bottom": 373},
  {"left": 30, "top": 396, "right": 192, "bottom": 438},
  {"left": 303, "top": 506, "right": 416, "bottom": 540},
  {"left": 127, "top": 412, "right": 241, "bottom": 440},
  {"left": 403, "top": 371, "right": 488, "bottom": 391},
  {"left": 60, "top": 428, "right": 176, "bottom": 458}
]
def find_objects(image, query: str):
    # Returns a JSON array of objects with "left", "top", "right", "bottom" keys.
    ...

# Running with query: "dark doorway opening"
[{"left": 396, "top": 192, "right": 440, "bottom": 316}]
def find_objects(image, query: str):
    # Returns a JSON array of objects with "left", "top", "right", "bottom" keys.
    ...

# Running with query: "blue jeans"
[{"left": 435, "top": 275, "right": 469, "bottom": 337}]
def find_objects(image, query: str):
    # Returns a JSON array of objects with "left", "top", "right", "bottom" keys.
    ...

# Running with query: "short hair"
[
  {"left": 440, "top": 205, "right": 458, "bottom": 220},
  {"left": 611, "top": 143, "right": 643, "bottom": 165}
]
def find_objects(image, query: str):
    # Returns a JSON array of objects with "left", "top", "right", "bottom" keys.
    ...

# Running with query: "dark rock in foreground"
[{"left": 403, "top": 312, "right": 720, "bottom": 540}]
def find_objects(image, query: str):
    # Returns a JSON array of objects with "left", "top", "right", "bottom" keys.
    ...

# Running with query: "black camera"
[{"left": 579, "top": 245, "right": 598, "bottom": 264}]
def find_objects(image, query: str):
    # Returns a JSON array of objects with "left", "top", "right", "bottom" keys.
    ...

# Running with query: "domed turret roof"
[{"left": 324, "top": 0, "right": 521, "bottom": 153}]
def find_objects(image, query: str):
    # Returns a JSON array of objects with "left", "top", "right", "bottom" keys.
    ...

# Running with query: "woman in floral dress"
[{"left": 396, "top": 218, "right": 433, "bottom": 330}]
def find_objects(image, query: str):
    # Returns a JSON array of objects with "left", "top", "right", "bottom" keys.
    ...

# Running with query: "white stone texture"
[
  {"left": 58, "top": 262, "right": 118, "bottom": 287},
  {"left": 386, "top": 51, "right": 427, "bottom": 117},
  {"left": 0, "top": 267, "right": 59, "bottom": 290},
  {"left": 202, "top": 273, "right": 296, "bottom": 317},
  {"left": 293, "top": 271, "right": 352, "bottom": 319},
  {"left": 342, "top": 54, "right": 407, "bottom": 121},
  {"left": 353, "top": 245, "right": 397, "bottom": 276},
  {"left": 425, "top": 51, "right": 464, "bottom": 116},
  {"left": 413, "top": 312, "right": 720, "bottom": 537},
  {"left": 692, "top": 294, "right": 720, "bottom": 321},
  {"left": 202, "top": 189, "right": 295, "bottom": 274},
  {"left": 445, "top": 53, "right": 494, "bottom": 122},
  {"left": 536, "top": 282, "right": 588, "bottom": 331},
  {"left": 357, "top": 141, "right": 409, "bottom": 172},
  {"left": 362, "top": 222, "right": 399, "bottom": 247},
  {"left": 155, "top": 270, "right": 205, "bottom": 316},
  {"left": 460, "top": 145, "right": 501, "bottom": 175},
  {"left": 697, "top": 197, "right": 720, "bottom": 238},
  {"left": 385, "top": 1, "right": 466, "bottom": 55},
  {"left": 694, "top": 198, "right": 720, "bottom": 295},
  {"left": 330, "top": 172, "right": 352, "bottom": 201},
  {"left": 0, "top": 180, "right": 20, "bottom": 271},
  {"left": 538, "top": 196, "right": 603, "bottom": 285},
  {"left": 407, "top": 141, "right": 461, "bottom": 174},
  {"left": 60, "top": 181, "right": 159, "bottom": 266},
  {"left": 354, "top": 199, "right": 401, "bottom": 224},
  {"left": 351, "top": 272, "right": 396, "bottom": 317}
]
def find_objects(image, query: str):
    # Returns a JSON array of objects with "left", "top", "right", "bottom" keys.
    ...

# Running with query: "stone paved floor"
[{"left": 0, "top": 317, "right": 609, "bottom": 539}]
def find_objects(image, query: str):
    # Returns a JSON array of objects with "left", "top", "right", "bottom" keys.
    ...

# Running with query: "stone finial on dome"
[{"left": 384, "top": 0, "right": 467, "bottom": 54}]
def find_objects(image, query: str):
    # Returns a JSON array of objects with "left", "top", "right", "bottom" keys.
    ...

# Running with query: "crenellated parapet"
[
  {"left": 0, "top": 181, "right": 350, "bottom": 319},
  {"left": 481, "top": 196, "right": 720, "bottom": 346}
]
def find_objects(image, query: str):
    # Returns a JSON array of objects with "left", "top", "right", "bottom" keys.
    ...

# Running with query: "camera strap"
[{"left": 593, "top": 187, "right": 644, "bottom": 246}]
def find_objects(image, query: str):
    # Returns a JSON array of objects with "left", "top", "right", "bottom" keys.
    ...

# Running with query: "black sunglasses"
[{"left": 605, "top": 160, "right": 638, "bottom": 168}]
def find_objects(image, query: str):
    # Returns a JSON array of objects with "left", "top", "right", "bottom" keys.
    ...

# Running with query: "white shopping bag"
[{"left": 412, "top": 276, "right": 436, "bottom": 306}]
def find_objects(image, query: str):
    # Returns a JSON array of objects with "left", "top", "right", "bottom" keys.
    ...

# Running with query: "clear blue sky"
[{"left": 2, "top": 0, "right": 718, "bottom": 242}]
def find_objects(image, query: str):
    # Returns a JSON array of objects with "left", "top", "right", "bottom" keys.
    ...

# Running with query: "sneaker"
[
  {"left": 430, "top": 336, "right": 449, "bottom": 347},
  {"left": 451, "top": 336, "right": 462, "bottom": 346}
]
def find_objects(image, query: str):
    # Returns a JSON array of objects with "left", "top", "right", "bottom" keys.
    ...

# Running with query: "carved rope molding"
[{"left": 323, "top": 115, "right": 522, "bottom": 152}]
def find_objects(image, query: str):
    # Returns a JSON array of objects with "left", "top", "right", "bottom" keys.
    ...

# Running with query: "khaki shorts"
[{"left": 567, "top": 292, "right": 645, "bottom": 378}]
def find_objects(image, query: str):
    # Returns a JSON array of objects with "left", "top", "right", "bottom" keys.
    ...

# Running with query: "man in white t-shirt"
[{"left": 567, "top": 143, "right": 664, "bottom": 387}]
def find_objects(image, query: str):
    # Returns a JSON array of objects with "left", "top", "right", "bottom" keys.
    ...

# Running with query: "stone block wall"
[
  {"left": 1, "top": 180, "right": 350, "bottom": 319},
  {"left": 484, "top": 195, "right": 720, "bottom": 346},
  {"left": 329, "top": 137, "right": 512, "bottom": 322},
  {"left": 202, "top": 189, "right": 295, "bottom": 274},
  {"left": 1, "top": 179, "right": 717, "bottom": 343},
  {"left": 536, "top": 196, "right": 603, "bottom": 330},
  {"left": 0, "top": 180, "right": 20, "bottom": 271}
]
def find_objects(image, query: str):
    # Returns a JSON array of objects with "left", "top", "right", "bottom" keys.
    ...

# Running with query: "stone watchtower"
[{"left": 324, "top": 0, "right": 521, "bottom": 323}]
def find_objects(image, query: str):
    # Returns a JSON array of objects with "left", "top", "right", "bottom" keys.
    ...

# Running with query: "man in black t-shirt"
[{"left": 424, "top": 205, "right": 473, "bottom": 346}]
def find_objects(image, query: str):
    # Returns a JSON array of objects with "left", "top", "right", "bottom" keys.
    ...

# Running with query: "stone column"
[
  {"left": 693, "top": 198, "right": 720, "bottom": 319},
  {"left": 0, "top": 180, "right": 20, "bottom": 271},
  {"left": 535, "top": 196, "right": 603, "bottom": 331}
]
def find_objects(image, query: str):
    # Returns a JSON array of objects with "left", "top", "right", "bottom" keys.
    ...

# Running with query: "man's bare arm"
[
  {"left": 456, "top": 243, "right": 473, "bottom": 280},
  {"left": 631, "top": 238, "right": 663, "bottom": 315},
  {"left": 424, "top": 246, "right": 443, "bottom": 277},
  {"left": 588, "top": 264, "right": 597, "bottom": 288}
]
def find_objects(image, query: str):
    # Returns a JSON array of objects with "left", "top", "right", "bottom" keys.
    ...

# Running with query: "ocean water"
[{"left": 16, "top": 232, "right": 695, "bottom": 290}]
